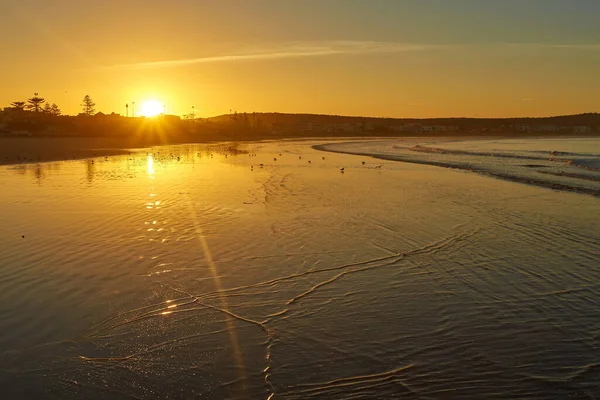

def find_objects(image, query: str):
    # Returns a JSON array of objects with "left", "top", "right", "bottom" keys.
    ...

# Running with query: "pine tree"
[
  {"left": 10, "top": 101, "right": 26, "bottom": 111},
  {"left": 26, "top": 93, "right": 45, "bottom": 112},
  {"left": 50, "top": 103, "right": 61, "bottom": 116},
  {"left": 81, "top": 95, "right": 96, "bottom": 116}
]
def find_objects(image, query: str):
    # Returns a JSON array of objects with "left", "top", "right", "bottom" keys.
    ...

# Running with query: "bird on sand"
[
  {"left": 374, "top": 165, "right": 382, "bottom": 169},
  {"left": 340, "top": 167, "right": 345, "bottom": 172},
  {"left": 362, "top": 161, "right": 366, "bottom": 165}
]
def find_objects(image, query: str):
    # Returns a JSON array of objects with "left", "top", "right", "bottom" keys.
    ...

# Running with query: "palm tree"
[{"left": 26, "top": 93, "right": 45, "bottom": 112}]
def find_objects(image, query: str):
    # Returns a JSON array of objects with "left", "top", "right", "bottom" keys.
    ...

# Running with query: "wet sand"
[
  {"left": 2, "top": 134, "right": 594, "bottom": 166},
  {"left": 1, "top": 140, "right": 599, "bottom": 399},
  {"left": 0, "top": 137, "right": 133, "bottom": 165}
]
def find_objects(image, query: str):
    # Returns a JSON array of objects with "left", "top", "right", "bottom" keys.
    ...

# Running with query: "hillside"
[{"left": 207, "top": 112, "right": 600, "bottom": 127}]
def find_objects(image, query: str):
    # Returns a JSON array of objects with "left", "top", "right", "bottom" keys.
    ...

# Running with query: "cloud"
[
  {"left": 100, "top": 41, "right": 433, "bottom": 70},
  {"left": 97, "top": 40, "right": 600, "bottom": 71},
  {"left": 545, "top": 44, "right": 600, "bottom": 50},
  {"left": 497, "top": 43, "right": 600, "bottom": 52}
]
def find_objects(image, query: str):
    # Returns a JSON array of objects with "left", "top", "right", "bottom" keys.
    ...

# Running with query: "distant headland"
[{"left": 1, "top": 94, "right": 599, "bottom": 165}]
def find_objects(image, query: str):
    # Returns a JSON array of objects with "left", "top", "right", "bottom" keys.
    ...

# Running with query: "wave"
[{"left": 315, "top": 139, "right": 600, "bottom": 197}]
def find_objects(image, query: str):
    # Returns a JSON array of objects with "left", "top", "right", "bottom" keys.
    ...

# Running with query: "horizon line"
[{"left": 5, "top": 107, "right": 596, "bottom": 121}]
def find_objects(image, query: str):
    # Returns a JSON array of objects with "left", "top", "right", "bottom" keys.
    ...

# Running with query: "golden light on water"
[
  {"left": 185, "top": 198, "right": 250, "bottom": 398},
  {"left": 147, "top": 155, "right": 155, "bottom": 175}
]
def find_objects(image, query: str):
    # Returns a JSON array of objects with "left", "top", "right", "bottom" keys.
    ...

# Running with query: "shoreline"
[
  {"left": 0, "top": 134, "right": 598, "bottom": 167},
  {"left": 314, "top": 140, "right": 600, "bottom": 198}
]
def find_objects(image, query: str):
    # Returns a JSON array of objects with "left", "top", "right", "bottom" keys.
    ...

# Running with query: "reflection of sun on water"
[
  {"left": 139, "top": 100, "right": 163, "bottom": 117},
  {"left": 147, "top": 155, "right": 154, "bottom": 175}
]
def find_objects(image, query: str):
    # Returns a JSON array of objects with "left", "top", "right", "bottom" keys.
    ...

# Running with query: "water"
[
  {"left": 319, "top": 137, "right": 600, "bottom": 196},
  {"left": 0, "top": 139, "right": 599, "bottom": 399}
]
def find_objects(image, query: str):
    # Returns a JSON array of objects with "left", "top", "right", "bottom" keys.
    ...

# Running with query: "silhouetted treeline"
[{"left": 1, "top": 107, "right": 599, "bottom": 145}]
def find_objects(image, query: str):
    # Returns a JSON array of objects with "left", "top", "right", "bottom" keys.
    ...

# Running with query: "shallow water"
[
  {"left": 0, "top": 139, "right": 599, "bottom": 399},
  {"left": 319, "top": 137, "right": 600, "bottom": 196}
]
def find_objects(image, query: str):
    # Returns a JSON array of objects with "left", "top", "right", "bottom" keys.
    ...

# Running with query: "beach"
[
  {"left": 2, "top": 133, "right": 596, "bottom": 166},
  {"left": 0, "top": 137, "right": 134, "bottom": 165},
  {"left": 0, "top": 138, "right": 599, "bottom": 399}
]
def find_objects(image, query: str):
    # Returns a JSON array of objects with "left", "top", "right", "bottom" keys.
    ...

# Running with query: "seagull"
[
  {"left": 340, "top": 167, "right": 345, "bottom": 172},
  {"left": 362, "top": 161, "right": 365, "bottom": 165},
  {"left": 374, "top": 165, "right": 382, "bottom": 169}
]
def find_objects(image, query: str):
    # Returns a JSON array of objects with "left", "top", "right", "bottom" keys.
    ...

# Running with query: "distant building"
[
  {"left": 363, "top": 122, "right": 375, "bottom": 131},
  {"left": 422, "top": 125, "right": 454, "bottom": 133},
  {"left": 0, "top": 107, "right": 19, "bottom": 122},
  {"left": 9, "top": 130, "right": 30, "bottom": 136},
  {"left": 391, "top": 124, "right": 420, "bottom": 133},
  {"left": 389, "top": 124, "right": 459, "bottom": 134},
  {"left": 161, "top": 114, "right": 182, "bottom": 124},
  {"left": 337, "top": 124, "right": 360, "bottom": 133},
  {"left": 515, "top": 125, "right": 559, "bottom": 133},
  {"left": 295, "top": 122, "right": 314, "bottom": 132},
  {"left": 573, "top": 126, "right": 591, "bottom": 133}
]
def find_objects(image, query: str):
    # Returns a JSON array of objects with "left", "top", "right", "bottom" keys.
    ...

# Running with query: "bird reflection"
[{"left": 86, "top": 159, "right": 96, "bottom": 183}]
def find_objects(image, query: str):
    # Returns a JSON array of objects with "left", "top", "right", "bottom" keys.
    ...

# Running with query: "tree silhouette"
[
  {"left": 10, "top": 101, "right": 26, "bottom": 111},
  {"left": 81, "top": 95, "right": 96, "bottom": 116},
  {"left": 26, "top": 93, "right": 45, "bottom": 112},
  {"left": 43, "top": 103, "right": 52, "bottom": 114},
  {"left": 50, "top": 103, "right": 61, "bottom": 116}
]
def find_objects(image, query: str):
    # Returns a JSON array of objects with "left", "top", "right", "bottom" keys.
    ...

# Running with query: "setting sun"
[{"left": 139, "top": 100, "right": 163, "bottom": 117}]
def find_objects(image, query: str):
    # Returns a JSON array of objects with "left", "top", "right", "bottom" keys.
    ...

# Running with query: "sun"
[{"left": 139, "top": 100, "right": 163, "bottom": 117}]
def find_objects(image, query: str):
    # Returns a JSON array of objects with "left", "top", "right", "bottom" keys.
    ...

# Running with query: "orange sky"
[{"left": 1, "top": 0, "right": 599, "bottom": 118}]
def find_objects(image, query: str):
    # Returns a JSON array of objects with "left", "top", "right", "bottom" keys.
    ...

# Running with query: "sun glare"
[{"left": 139, "top": 100, "right": 163, "bottom": 117}]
